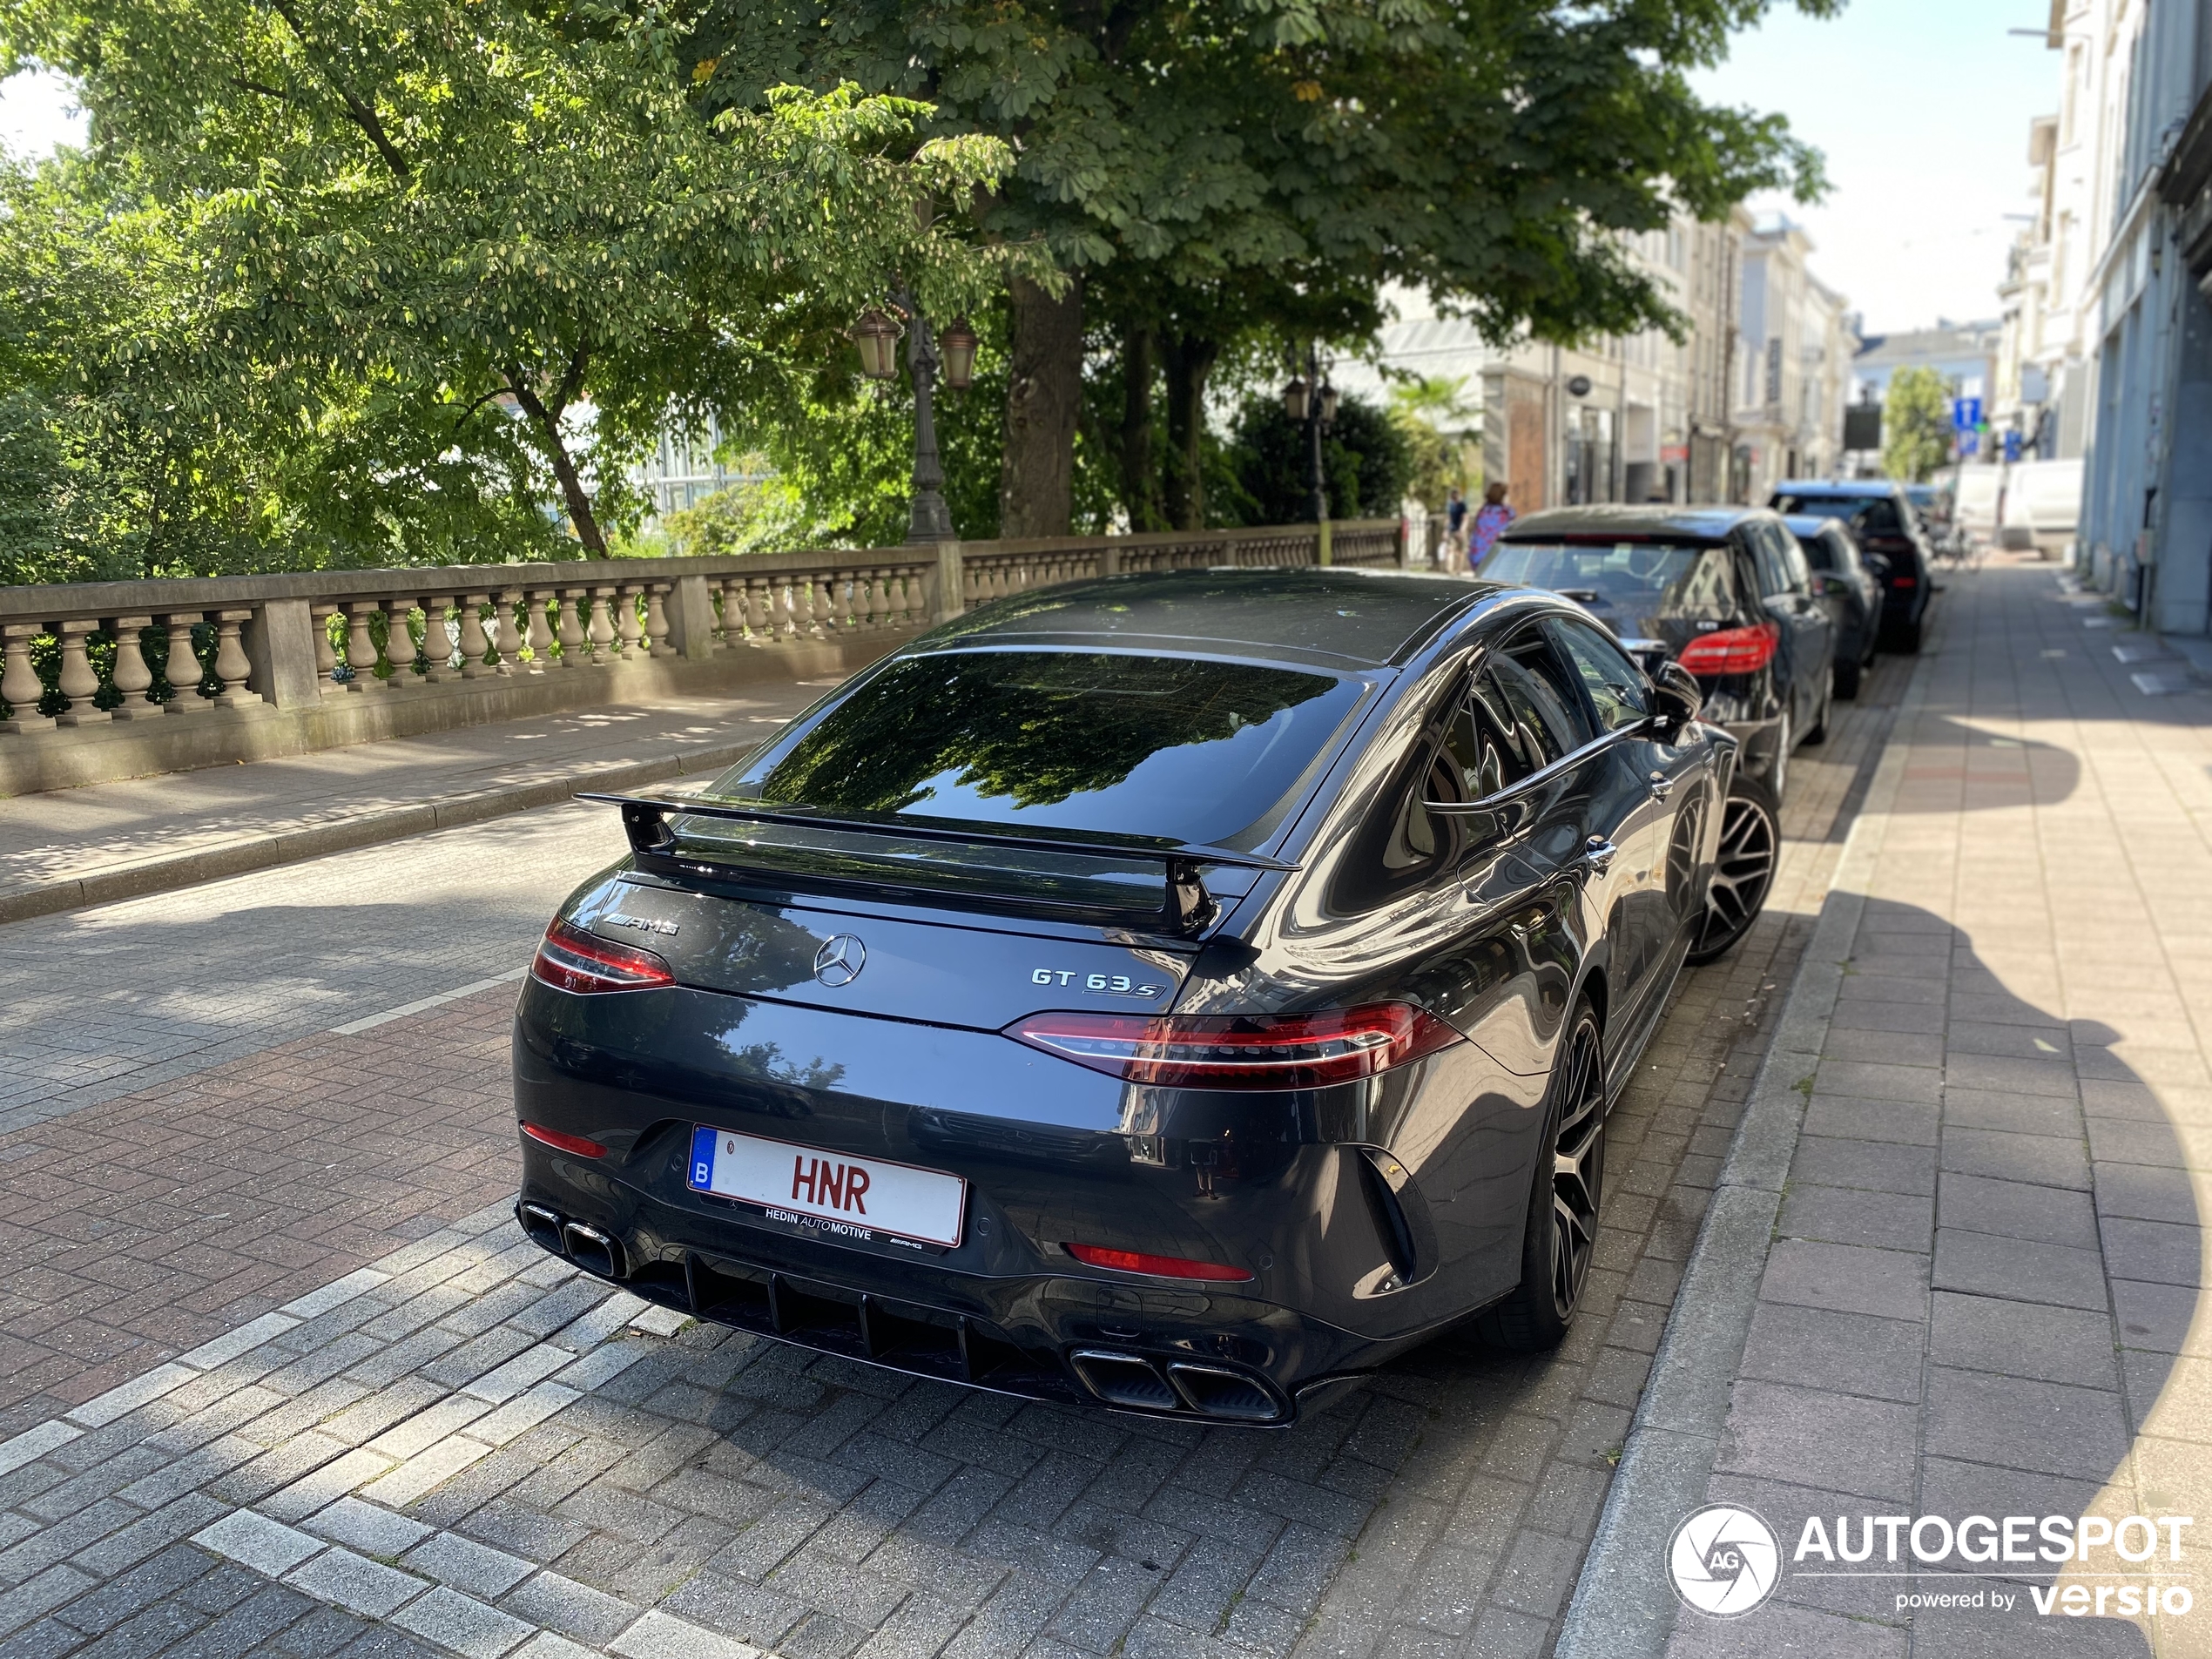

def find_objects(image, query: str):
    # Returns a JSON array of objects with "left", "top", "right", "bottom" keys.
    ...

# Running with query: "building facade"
[
  {"left": 2047, "top": 0, "right": 2212, "bottom": 629},
  {"left": 1335, "top": 206, "right": 1848, "bottom": 514}
]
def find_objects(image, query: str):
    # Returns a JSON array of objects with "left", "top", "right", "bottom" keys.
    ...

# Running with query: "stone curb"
[
  {"left": 0, "top": 738, "right": 760, "bottom": 927},
  {"left": 1554, "top": 643, "right": 1937, "bottom": 1658}
]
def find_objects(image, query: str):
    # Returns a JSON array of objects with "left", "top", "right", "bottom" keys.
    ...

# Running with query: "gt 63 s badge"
[{"left": 1030, "top": 968, "right": 1164, "bottom": 997}]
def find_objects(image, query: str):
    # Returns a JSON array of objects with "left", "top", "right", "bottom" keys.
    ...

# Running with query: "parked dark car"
[
  {"left": 1770, "top": 479, "right": 1934, "bottom": 652},
  {"left": 1482, "top": 505, "right": 1834, "bottom": 803},
  {"left": 1784, "top": 515, "right": 1882, "bottom": 699},
  {"left": 512, "top": 568, "right": 1753, "bottom": 1426}
]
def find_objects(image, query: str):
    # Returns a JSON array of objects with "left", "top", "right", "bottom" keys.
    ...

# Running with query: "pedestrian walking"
[
  {"left": 1467, "top": 482, "right": 1514, "bottom": 571},
  {"left": 1445, "top": 486, "right": 1467, "bottom": 561}
]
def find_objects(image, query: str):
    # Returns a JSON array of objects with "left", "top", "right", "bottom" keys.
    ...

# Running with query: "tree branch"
[{"left": 260, "top": 0, "right": 412, "bottom": 180}]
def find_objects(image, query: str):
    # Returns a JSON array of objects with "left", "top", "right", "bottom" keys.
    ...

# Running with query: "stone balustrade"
[{"left": 0, "top": 520, "right": 1406, "bottom": 793}]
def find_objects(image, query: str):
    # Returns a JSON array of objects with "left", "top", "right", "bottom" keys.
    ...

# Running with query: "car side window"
[
  {"left": 1743, "top": 532, "right": 1787, "bottom": 600},
  {"left": 1778, "top": 529, "right": 1814, "bottom": 594},
  {"left": 1548, "top": 617, "right": 1650, "bottom": 732},
  {"left": 1798, "top": 530, "right": 1837, "bottom": 572}
]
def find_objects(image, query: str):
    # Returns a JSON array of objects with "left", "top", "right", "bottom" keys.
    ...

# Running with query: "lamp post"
[
  {"left": 1281, "top": 343, "right": 1337, "bottom": 527},
  {"left": 853, "top": 293, "right": 978, "bottom": 543}
]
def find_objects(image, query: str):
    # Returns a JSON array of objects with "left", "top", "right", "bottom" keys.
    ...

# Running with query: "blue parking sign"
[{"left": 1952, "top": 396, "right": 1983, "bottom": 432}]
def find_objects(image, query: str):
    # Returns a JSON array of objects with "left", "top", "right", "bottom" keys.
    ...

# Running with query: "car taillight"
[
  {"left": 530, "top": 917, "right": 675, "bottom": 994},
  {"left": 1064, "top": 1244, "right": 1253, "bottom": 1282},
  {"left": 521, "top": 1123, "right": 606, "bottom": 1157},
  {"left": 1891, "top": 575, "right": 1917, "bottom": 587},
  {"left": 1007, "top": 1003, "right": 1461, "bottom": 1089},
  {"left": 1676, "top": 622, "right": 1780, "bottom": 677}
]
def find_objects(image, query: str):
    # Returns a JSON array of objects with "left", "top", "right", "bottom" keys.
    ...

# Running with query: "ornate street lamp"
[
  {"left": 1281, "top": 376, "right": 1310, "bottom": 423},
  {"left": 938, "top": 318, "right": 980, "bottom": 392},
  {"left": 851, "top": 308, "right": 904, "bottom": 382},
  {"left": 1317, "top": 381, "right": 1340, "bottom": 425},
  {"left": 1285, "top": 344, "right": 1333, "bottom": 526}
]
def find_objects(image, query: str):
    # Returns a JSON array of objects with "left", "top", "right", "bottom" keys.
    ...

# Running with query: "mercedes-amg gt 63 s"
[{"left": 513, "top": 569, "right": 1749, "bottom": 1426}]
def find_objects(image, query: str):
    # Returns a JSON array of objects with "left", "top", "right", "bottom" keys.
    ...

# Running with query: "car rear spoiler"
[{"left": 577, "top": 792, "right": 1297, "bottom": 936}]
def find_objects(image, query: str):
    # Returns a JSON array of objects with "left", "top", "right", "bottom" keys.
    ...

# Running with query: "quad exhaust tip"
[
  {"left": 1070, "top": 1349, "right": 1284, "bottom": 1422},
  {"left": 517, "top": 1203, "right": 626, "bottom": 1281}
]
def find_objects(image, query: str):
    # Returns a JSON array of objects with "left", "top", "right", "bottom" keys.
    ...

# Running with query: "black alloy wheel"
[
  {"left": 1686, "top": 772, "right": 1780, "bottom": 966},
  {"left": 1477, "top": 1003, "right": 1605, "bottom": 1352}
]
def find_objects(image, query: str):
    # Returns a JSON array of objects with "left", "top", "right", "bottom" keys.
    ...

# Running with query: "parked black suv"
[
  {"left": 1484, "top": 504, "right": 1835, "bottom": 799},
  {"left": 1770, "top": 480, "right": 1934, "bottom": 652}
]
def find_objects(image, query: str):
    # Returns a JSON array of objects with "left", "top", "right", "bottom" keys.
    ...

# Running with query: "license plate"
[{"left": 687, "top": 1126, "right": 967, "bottom": 1248}]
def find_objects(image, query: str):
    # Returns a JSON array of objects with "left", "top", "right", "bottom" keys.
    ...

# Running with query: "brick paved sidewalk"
[
  {"left": 0, "top": 682, "right": 823, "bottom": 921},
  {"left": 1565, "top": 556, "right": 2212, "bottom": 1658}
]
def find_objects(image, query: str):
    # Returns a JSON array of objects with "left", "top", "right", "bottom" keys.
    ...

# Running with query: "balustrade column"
[
  {"left": 526, "top": 590, "right": 556, "bottom": 671},
  {"left": 645, "top": 585, "right": 673, "bottom": 658},
  {"left": 162, "top": 614, "right": 210, "bottom": 711},
  {"left": 53, "top": 620, "right": 108, "bottom": 726},
  {"left": 107, "top": 616, "right": 156, "bottom": 719},
  {"left": 615, "top": 584, "right": 646, "bottom": 660},
  {"left": 0, "top": 624, "right": 51, "bottom": 732},
  {"left": 344, "top": 602, "right": 388, "bottom": 692},
  {"left": 714, "top": 577, "right": 744, "bottom": 648},
  {"left": 458, "top": 594, "right": 492, "bottom": 678},
  {"left": 210, "top": 610, "right": 265, "bottom": 708},
  {"left": 746, "top": 577, "right": 775, "bottom": 644},
  {"left": 494, "top": 591, "right": 526, "bottom": 675},
  {"left": 419, "top": 596, "right": 456, "bottom": 682},
  {"left": 381, "top": 597, "right": 419, "bottom": 683},
  {"left": 311, "top": 604, "right": 343, "bottom": 695},
  {"left": 555, "top": 590, "right": 587, "bottom": 668},
  {"left": 587, "top": 588, "right": 617, "bottom": 664}
]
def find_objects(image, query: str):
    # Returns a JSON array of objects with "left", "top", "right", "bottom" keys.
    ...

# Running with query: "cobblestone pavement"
[{"left": 0, "top": 629, "right": 1913, "bottom": 1659}]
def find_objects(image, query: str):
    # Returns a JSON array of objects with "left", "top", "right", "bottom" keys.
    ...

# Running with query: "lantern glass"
[
  {"left": 939, "top": 319, "right": 980, "bottom": 391},
  {"left": 1318, "top": 382, "right": 1339, "bottom": 424},
  {"left": 1282, "top": 377, "right": 1310, "bottom": 422},
  {"left": 852, "top": 308, "right": 903, "bottom": 381}
]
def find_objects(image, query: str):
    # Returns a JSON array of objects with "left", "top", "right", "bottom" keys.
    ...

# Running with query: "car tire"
[
  {"left": 1887, "top": 612, "right": 1924, "bottom": 654},
  {"left": 1475, "top": 1000, "right": 1605, "bottom": 1353},
  {"left": 1804, "top": 681, "right": 1831, "bottom": 745},
  {"left": 1833, "top": 654, "right": 1862, "bottom": 700},
  {"left": 1686, "top": 770, "right": 1780, "bottom": 967}
]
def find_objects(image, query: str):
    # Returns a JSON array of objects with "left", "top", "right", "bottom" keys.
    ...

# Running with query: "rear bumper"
[{"left": 516, "top": 1142, "right": 1393, "bottom": 1426}]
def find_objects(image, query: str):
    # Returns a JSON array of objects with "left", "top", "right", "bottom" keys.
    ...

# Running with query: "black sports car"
[{"left": 512, "top": 569, "right": 1746, "bottom": 1426}]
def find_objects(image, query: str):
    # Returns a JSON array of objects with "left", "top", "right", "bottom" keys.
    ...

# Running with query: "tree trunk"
[
  {"left": 1118, "top": 325, "right": 1161, "bottom": 532},
  {"left": 1162, "top": 334, "right": 1218, "bottom": 530},
  {"left": 510, "top": 376, "right": 607, "bottom": 556},
  {"left": 999, "top": 273, "right": 1085, "bottom": 538}
]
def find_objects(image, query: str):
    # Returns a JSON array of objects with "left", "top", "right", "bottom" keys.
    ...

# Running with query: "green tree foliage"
[
  {"left": 1883, "top": 367, "right": 1955, "bottom": 484},
  {"left": 3, "top": 0, "right": 1028, "bottom": 574},
  {"left": 1386, "top": 377, "right": 1480, "bottom": 512},
  {"left": 694, "top": 0, "right": 1836, "bottom": 532},
  {"left": 1221, "top": 394, "right": 1411, "bottom": 527}
]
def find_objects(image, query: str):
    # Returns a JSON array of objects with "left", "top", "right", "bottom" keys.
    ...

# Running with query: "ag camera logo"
[{"left": 1669, "top": 1505, "right": 1781, "bottom": 1617}]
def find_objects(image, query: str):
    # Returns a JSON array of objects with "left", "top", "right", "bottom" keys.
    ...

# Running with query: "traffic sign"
[{"left": 1952, "top": 397, "right": 1983, "bottom": 432}]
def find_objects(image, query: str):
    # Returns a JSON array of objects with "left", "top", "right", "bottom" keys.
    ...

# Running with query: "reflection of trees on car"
[{"left": 750, "top": 654, "right": 1339, "bottom": 825}]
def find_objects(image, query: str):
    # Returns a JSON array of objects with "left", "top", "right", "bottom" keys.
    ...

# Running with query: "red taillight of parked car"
[
  {"left": 521, "top": 1123, "right": 607, "bottom": 1157},
  {"left": 1008, "top": 1003, "right": 1461, "bottom": 1089},
  {"left": 1675, "top": 621, "right": 1781, "bottom": 678},
  {"left": 1063, "top": 1244, "right": 1254, "bottom": 1282},
  {"left": 1891, "top": 575, "right": 1918, "bottom": 588},
  {"left": 530, "top": 917, "right": 675, "bottom": 995}
]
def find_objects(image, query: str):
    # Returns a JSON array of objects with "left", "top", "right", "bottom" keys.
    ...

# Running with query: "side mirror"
[{"left": 1651, "top": 661, "right": 1703, "bottom": 735}]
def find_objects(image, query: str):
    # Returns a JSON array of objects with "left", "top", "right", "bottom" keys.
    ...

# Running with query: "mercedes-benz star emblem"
[{"left": 813, "top": 934, "right": 867, "bottom": 988}]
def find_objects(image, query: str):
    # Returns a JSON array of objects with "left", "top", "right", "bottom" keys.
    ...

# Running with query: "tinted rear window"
[
  {"left": 712, "top": 651, "right": 1363, "bottom": 847},
  {"left": 1774, "top": 493, "right": 1905, "bottom": 536},
  {"left": 1481, "top": 540, "right": 1736, "bottom": 624}
]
